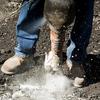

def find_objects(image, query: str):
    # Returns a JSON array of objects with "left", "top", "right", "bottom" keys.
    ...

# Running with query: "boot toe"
[{"left": 1, "top": 56, "right": 24, "bottom": 75}]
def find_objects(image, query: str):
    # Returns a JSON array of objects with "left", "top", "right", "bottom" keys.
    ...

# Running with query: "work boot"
[
  {"left": 1, "top": 55, "right": 27, "bottom": 75},
  {"left": 65, "top": 60, "right": 86, "bottom": 87},
  {"left": 44, "top": 51, "right": 62, "bottom": 72}
]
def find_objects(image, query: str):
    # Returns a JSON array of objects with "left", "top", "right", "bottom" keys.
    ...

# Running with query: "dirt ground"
[{"left": 0, "top": 0, "right": 100, "bottom": 100}]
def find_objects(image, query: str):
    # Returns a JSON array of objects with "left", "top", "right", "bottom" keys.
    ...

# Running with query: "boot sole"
[{"left": 1, "top": 67, "right": 15, "bottom": 75}]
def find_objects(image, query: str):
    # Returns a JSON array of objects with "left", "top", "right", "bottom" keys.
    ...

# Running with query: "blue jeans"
[
  {"left": 15, "top": 0, "right": 45, "bottom": 57},
  {"left": 15, "top": 0, "right": 94, "bottom": 63}
]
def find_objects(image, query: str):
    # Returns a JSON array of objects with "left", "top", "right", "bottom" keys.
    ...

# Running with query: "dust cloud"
[{"left": 12, "top": 67, "right": 74, "bottom": 100}]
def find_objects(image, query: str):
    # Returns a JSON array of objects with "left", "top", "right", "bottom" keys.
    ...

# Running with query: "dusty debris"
[{"left": 0, "top": 0, "right": 100, "bottom": 100}]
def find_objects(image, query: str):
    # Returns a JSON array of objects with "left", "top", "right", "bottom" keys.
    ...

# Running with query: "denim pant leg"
[
  {"left": 67, "top": 0, "right": 94, "bottom": 63},
  {"left": 15, "top": 0, "right": 45, "bottom": 57}
]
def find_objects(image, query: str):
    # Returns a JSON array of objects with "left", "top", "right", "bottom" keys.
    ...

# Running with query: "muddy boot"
[{"left": 1, "top": 56, "right": 27, "bottom": 75}]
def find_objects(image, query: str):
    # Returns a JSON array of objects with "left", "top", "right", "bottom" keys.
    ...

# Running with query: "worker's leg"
[
  {"left": 1, "top": 0, "right": 45, "bottom": 74},
  {"left": 15, "top": 0, "right": 45, "bottom": 57},
  {"left": 66, "top": 0, "right": 94, "bottom": 87}
]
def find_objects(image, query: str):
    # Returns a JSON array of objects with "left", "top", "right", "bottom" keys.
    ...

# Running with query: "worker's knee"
[{"left": 44, "top": 0, "right": 75, "bottom": 32}]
